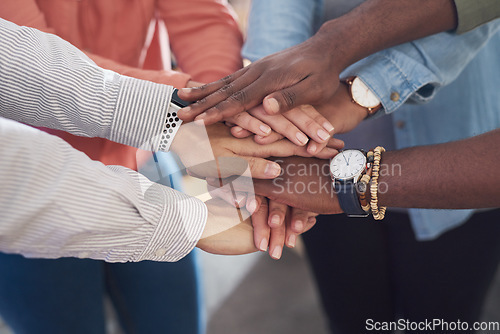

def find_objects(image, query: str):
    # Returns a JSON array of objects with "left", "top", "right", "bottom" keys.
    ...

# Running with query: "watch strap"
[
  {"left": 158, "top": 89, "right": 186, "bottom": 152},
  {"left": 335, "top": 181, "right": 368, "bottom": 217}
]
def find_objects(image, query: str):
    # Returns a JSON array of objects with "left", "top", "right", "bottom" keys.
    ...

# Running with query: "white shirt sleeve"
[
  {"left": 0, "top": 18, "right": 181, "bottom": 152},
  {"left": 0, "top": 18, "right": 206, "bottom": 262},
  {"left": 0, "top": 117, "right": 207, "bottom": 262}
]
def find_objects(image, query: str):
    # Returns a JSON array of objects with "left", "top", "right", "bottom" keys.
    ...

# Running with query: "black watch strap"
[{"left": 335, "top": 181, "right": 368, "bottom": 217}]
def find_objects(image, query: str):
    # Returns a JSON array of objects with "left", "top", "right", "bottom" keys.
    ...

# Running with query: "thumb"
[{"left": 263, "top": 80, "right": 318, "bottom": 115}]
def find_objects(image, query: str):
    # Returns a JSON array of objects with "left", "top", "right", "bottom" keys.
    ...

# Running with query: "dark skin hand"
[
  {"left": 177, "top": 0, "right": 457, "bottom": 123},
  {"left": 249, "top": 129, "right": 500, "bottom": 214},
  {"left": 251, "top": 156, "right": 343, "bottom": 215}
]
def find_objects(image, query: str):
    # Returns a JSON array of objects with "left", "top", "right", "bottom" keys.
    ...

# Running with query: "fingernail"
[
  {"left": 317, "top": 129, "right": 331, "bottom": 141},
  {"left": 259, "top": 239, "right": 268, "bottom": 252},
  {"left": 296, "top": 132, "right": 309, "bottom": 145},
  {"left": 308, "top": 142, "right": 317, "bottom": 154},
  {"left": 247, "top": 198, "right": 258, "bottom": 213},
  {"left": 323, "top": 122, "right": 335, "bottom": 133},
  {"left": 308, "top": 217, "right": 317, "bottom": 224},
  {"left": 294, "top": 220, "right": 304, "bottom": 232},
  {"left": 288, "top": 234, "right": 297, "bottom": 248},
  {"left": 259, "top": 124, "right": 272, "bottom": 135},
  {"left": 180, "top": 88, "right": 192, "bottom": 94},
  {"left": 271, "top": 246, "right": 282, "bottom": 260},
  {"left": 270, "top": 215, "right": 281, "bottom": 227},
  {"left": 264, "top": 97, "right": 280, "bottom": 114},
  {"left": 264, "top": 163, "right": 281, "bottom": 178}
]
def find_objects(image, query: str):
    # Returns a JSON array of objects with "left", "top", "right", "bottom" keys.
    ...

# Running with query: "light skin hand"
[
  {"left": 196, "top": 198, "right": 258, "bottom": 255},
  {"left": 207, "top": 180, "right": 316, "bottom": 260},
  {"left": 170, "top": 123, "right": 340, "bottom": 180},
  {"left": 226, "top": 104, "right": 336, "bottom": 152}
]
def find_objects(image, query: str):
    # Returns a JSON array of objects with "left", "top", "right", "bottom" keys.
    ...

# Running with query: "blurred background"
[{"left": 1, "top": 1, "right": 499, "bottom": 333}]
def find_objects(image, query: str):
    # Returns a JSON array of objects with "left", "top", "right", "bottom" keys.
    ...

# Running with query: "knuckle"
[
  {"left": 303, "top": 118, "right": 317, "bottom": 130},
  {"left": 219, "top": 83, "right": 234, "bottom": 96},
  {"left": 221, "top": 75, "right": 233, "bottom": 85},
  {"left": 230, "top": 90, "right": 249, "bottom": 104},
  {"left": 281, "top": 90, "right": 297, "bottom": 108},
  {"left": 197, "top": 97, "right": 209, "bottom": 106}
]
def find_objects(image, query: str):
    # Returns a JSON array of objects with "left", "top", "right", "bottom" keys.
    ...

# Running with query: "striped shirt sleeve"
[
  {"left": 0, "top": 18, "right": 181, "bottom": 152},
  {"left": 0, "top": 117, "right": 207, "bottom": 262},
  {"left": 0, "top": 18, "right": 206, "bottom": 262}
]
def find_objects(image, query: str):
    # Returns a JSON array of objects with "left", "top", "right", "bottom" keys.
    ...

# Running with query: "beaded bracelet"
[
  {"left": 370, "top": 146, "right": 387, "bottom": 220},
  {"left": 356, "top": 150, "right": 374, "bottom": 213}
]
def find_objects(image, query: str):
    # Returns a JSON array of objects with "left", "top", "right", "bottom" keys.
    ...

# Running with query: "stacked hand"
[{"left": 176, "top": 78, "right": 365, "bottom": 259}]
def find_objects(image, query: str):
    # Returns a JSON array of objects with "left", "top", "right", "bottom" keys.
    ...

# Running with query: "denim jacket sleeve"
[
  {"left": 242, "top": 0, "right": 323, "bottom": 62},
  {"left": 343, "top": 20, "right": 500, "bottom": 116}
]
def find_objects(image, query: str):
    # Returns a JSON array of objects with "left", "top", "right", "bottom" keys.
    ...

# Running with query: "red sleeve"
[
  {"left": 157, "top": 0, "right": 244, "bottom": 83},
  {"left": 0, "top": 0, "right": 191, "bottom": 88}
]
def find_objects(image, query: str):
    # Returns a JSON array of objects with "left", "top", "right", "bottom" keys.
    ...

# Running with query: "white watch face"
[
  {"left": 330, "top": 150, "right": 367, "bottom": 180},
  {"left": 351, "top": 77, "right": 381, "bottom": 108}
]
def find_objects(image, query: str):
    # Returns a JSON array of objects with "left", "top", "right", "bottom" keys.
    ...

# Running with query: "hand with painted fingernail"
[{"left": 171, "top": 122, "right": 341, "bottom": 180}]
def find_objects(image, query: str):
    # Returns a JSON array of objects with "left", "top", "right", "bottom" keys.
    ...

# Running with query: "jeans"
[{"left": 0, "top": 153, "right": 203, "bottom": 334}]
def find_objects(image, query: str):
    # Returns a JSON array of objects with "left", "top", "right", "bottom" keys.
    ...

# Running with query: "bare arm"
[
  {"left": 378, "top": 128, "right": 500, "bottom": 209},
  {"left": 249, "top": 129, "right": 500, "bottom": 213},
  {"left": 178, "top": 0, "right": 459, "bottom": 122}
]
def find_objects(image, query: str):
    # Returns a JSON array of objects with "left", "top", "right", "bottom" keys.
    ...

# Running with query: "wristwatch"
[
  {"left": 344, "top": 76, "right": 382, "bottom": 117},
  {"left": 159, "top": 89, "right": 191, "bottom": 152},
  {"left": 330, "top": 149, "right": 370, "bottom": 217}
]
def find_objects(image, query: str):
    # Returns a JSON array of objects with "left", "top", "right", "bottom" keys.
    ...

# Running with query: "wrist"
[
  {"left": 318, "top": 83, "right": 369, "bottom": 134},
  {"left": 315, "top": 17, "right": 365, "bottom": 72}
]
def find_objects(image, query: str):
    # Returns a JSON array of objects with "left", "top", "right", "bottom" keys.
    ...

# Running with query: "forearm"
[
  {"left": 0, "top": 117, "right": 207, "bottom": 262},
  {"left": 378, "top": 129, "right": 500, "bottom": 209},
  {"left": 317, "top": 0, "right": 458, "bottom": 72}
]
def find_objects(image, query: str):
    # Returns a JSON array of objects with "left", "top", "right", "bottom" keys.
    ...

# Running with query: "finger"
[
  {"left": 326, "top": 137, "right": 345, "bottom": 150},
  {"left": 248, "top": 105, "right": 309, "bottom": 146},
  {"left": 193, "top": 79, "right": 272, "bottom": 125},
  {"left": 178, "top": 67, "right": 248, "bottom": 100},
  {"left": 314, "top": 147, "right": 339, "bottom": 159},
  {"left": 284, "top": 215, "right": 298, "bottom": 249},
  {"left": 251, "top": 196, "right": 271, "bottom": 252},
  {"left": 234, "top": 156, "right": 282, "bottom": 179},
  {"left": 226, "top": 112, "right": 272, "bottom": 137},
  {"left": 282, "top": 105, "right": 333, "bottom": 146},
  {"left": 253, "top": 132, "right": 283, "bottom": 145},
  {"left": 268, "top": 200, "right": 287, "bottom": 229},
  {"left": 289, "top": 207, "right": 311, "bottom": 234},
  {"left": 268, "top": 201, "right": 288, "bottom": 260},
  {"left": 303, "top": 215, "right": 318, "bottom": 234},
  {"left": 263, "top": 79, "right": 323, "bottom": 115},
  {"left": 230, "top": 126, "right": 253, "bottom": 139},
  {"left": 178, "top": 67, "right": 265, "bottom": 125}
]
